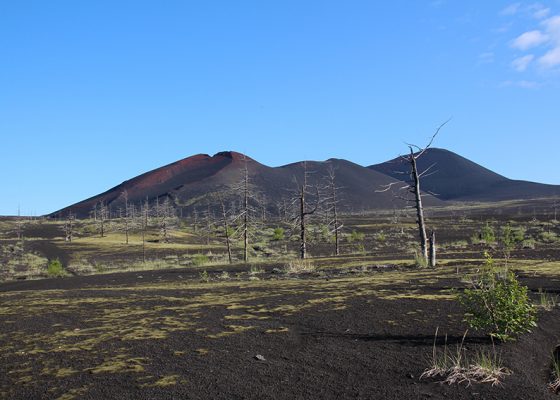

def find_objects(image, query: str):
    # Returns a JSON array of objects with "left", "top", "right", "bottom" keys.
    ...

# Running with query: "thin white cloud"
[
  {"left": 511, "top": 30, "right": 549, "bottom": 50},
  {"left": 500, "top": 3, "right": 521, "bottom": 16},
  {"left": 512, "top": 54, "right": 535, "bottom": 71},
  {"left": 536, "top": 15, "right": 560, "bottom": 68},
  {"left": 538, "top": 46, "right": 560, "bottom": 68},
  {"left": 500, "top": 80, "right": 540, "bottom": 88},
  {"left": 528, "top": 3, "right": 551, "bottom": 19},
  {"left": 478, "top": 52, "right": 495, "bottom": 64},
  {"left": 542, "top": 15, "right": 560, "bottom": 41}
]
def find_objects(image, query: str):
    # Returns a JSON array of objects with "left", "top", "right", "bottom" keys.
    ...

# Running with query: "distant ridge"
[
  {"left": 51, "top": 149, "right": 560, "bottom": 218},
  {"left": 368, "top": 148, "right": 560, "bottom": 201}
]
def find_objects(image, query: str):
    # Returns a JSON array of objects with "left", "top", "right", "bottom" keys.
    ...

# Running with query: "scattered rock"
[
  {"left": 406, "top": 373, "right": 414, "bottom": 379},
  {"left": 271, "top": 268, "right": 282, "bottom": 274},
  {"left": 254, "top": 354, "right": 266, "bottom": 361}
]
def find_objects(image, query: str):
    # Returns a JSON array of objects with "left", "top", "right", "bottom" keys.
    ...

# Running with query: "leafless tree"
[
  {"left": 198, "top": 203, "right": 216, "bottom": 246},
  {"left": 221, "top": 156, "right": 263, "bottom": 263},
  {"left": 291, "top": 161, "right": 320, "bottom": 259},
  {"left": 218, "top": 194, "right": 234, "bottom": 264},
  {"left": 16, "top": 205, "right": 23, "bottom": 241},
  {"left": 140, "top": 198, "right": 150, "bottom": 263},
  {"left": 378, "top": 120, "right": 449, "bottom": 267},
  {"left": 93, "top": 201, "right": 109, "bottom": 238},
  {"left": 192, "top": 206, "right": 199, "bottom": 233},
  {"left": 64, "top": 212, "right": 75, "bottom": 242},
  {"left": 120, "top": 190, "right": 132, "bottom": 244},
  {"left": 154, "top": 197, "right": 178, "bottom": 243},
  {"left": 324, "top": 164, "right": 343, "bottom": 256}
]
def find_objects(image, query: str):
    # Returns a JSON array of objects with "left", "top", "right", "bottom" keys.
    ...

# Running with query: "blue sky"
[{"left": 1, "top": 1, "right": 560, "bottom": 215}]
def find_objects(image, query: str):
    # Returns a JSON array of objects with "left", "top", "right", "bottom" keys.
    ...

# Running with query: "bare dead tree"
[
  {"left": 406, "top": 122, "right": 448, "bottom": 266},
  {"left": 94, "top": 201, "right": 109, "bottom": 238},
  {"left": 227, "top": 156, "right": 263, "bottom": 263},
  {"left": 198, "top": 203, "right": 216, "bottom": 246},
  {"left": 324, "top": 164, "right": 343, "bottom": 256},
  {"left": 64, "top": 212, "right": 75, "bottom": 242},
  {"left": 291, "top": 161, "right": 320, "bottom": 259},
  {"left": 377, "top": 120, "right": 449, "bottom": 267},
  {"left": 192, "top": 206, "right": 199, "bottom": 233},
  {"left": 121, "top": 190, "right": 131, "bottom": 244},
  {"left": 218, "top": 194, "right": 233, "bottom": 264},
  {"left": 140, "top": 198, "right": 150, "bottom": 263},
  {"left": 242, "top": 161, "right": 250, "bottom": 261},
  {"left": 155, "top": 197, "right": 178, "bottom": 243},
  {"left": 16, "top": 205, "right": 23, "bottom": 241}
]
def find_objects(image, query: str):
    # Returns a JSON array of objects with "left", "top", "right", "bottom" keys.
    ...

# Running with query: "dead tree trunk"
[
  {"left": 326, "top": 165, "right": 342, "bottom": 256},
  {"left": 243, "top": 165, "right": 249, "bottom": 262},
  {"left": 410, "top": 148, "right": 428, "bottom": 262},
  {"left": 141, "top": 198, "right": 149, "bottom": 263},
  {"left": 124, "top": 192, "right": 130, "bottom": 245},
  {"left": 64, "top": 212, "right": 74, "bottom": 242},
  {"left": 95, "top": 202, "right": 108, "bottom": 238},
  {"left": 296, "top": 162, "right": 319, "bottom": 259},
  {"left": 219, "top": 197, "right": 233, "bottom": 264},
  {"left": 378, "top": 120, "right": 449, "bottom": 267},
  {"left": 429, "top": 230, "right": 436, "bottom": 267}
]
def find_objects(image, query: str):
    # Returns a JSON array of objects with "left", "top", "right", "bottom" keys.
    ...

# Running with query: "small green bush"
[
  {"left": 480, "top": 223, "right": 496, "bottom": 244},
  {"left": 348, "top": 230, "right": 365, "bottom": 243},
  {"left": 414, "top": 251, "right": 428, "bottom": 268},
  {"left": 375, "top": 232, "right": 386, "bottom": 243},
  {"left": 199, "top": 270, "right": 210, "bottom": 282},
  {"left": 47, "top": 259, "right": 65, "bottom": 278},
  {"left": 521, "top": 238, "right": 536, "bottom": 249},
  {"left": 459, "top": 252, "right": 536, "bottom": 341},
  {"left": 539, "top": 231, "right": 559, "bottom": 243},
  {"left": 272, "top": 227, "right": 285, "bottom": 241},
  {"left": 192, "top": 254, "right": 209, "bottom": 267}
]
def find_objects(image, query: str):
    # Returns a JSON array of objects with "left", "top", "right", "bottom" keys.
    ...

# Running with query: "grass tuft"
[
  {"left": 550, "top": 351, "right": 560, "bottom": 393},
  {"left": 284, "top": 259, "right": 315, "bottom": 274},
  {"left": 537, "top": 289, "right": 559, "bottom": 311},
  {"left": 421, "top": 329, "right": 510, "bottom": 387}
]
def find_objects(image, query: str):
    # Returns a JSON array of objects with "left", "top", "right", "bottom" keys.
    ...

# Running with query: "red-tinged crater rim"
[{"left": 212, "top": 151, "right": 254, "bottom": 162}]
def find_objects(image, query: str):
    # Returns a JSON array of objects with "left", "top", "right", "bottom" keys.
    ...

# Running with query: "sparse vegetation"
[
  {"left": 539, "top": 231, "right": 559, "bottom": 243},
  {"left": 414, "top": 250, "right": 428, "bottom": 268},
  {"left": 459, "top": 252, "right": 537, "bottom": 341},
  {"left": 272, "top": 227, "right": 285, "bottom": 241},
  {"left": 550, "top": 350, "right": 560, "bottom": 393},
  {"left": 284, "top": 259, "right": 315, "bottom": 274},
  {"left": 537, "top": 289, "right": 559, "bottom": 311},
  {"left": 421, "top": 328, "right": 510, "bottom": 386},
  {"left": 192, "top": 254, "right": 209, "bottom": 267},
  {"left": 199, "top": 269, "right": 210, "bottom": 282},
  {"left": 47, "top": 258, "right": 65, "bottom": 278},
  {"left": 480, "top": 222, "right": 496, "bottom": 244}
]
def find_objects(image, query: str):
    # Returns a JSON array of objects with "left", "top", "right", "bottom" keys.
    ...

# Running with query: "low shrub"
[
  {"left": 284, "top": 259, "right": 315, "bottom": 274},
  {"left": 272, "top": 227, "right": 285, "bottom": 241},
  {"left": 192, "top": 254, "right": 209, "bottom": 267},
  {"left": 521, "top": 238, "right": 536, "bottom": 249},
  {"left": 481, "top": 222, "right": 496, "bottom": 244},
  {"left": 199, "top": 270, "right": 210, "bottom": 282},
  {"left": 47, "top": 259, "right": 65, "bottom": 278},
  {"left": 459, "top": 252, "right": 537, "bottom": 341},
  {"left": 539, "top": 231, "right": 559, "bottom": 243},
  {"left": 414, "top": 251, "right": 428, "bottom": 268}
]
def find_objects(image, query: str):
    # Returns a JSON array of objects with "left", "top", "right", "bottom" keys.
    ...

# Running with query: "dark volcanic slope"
[
  {"left": 369, "top": 148, "right": 560, "bottom": 201},
  {"left": 53, "top": 152, "right": 442, "bottom": 218}
]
